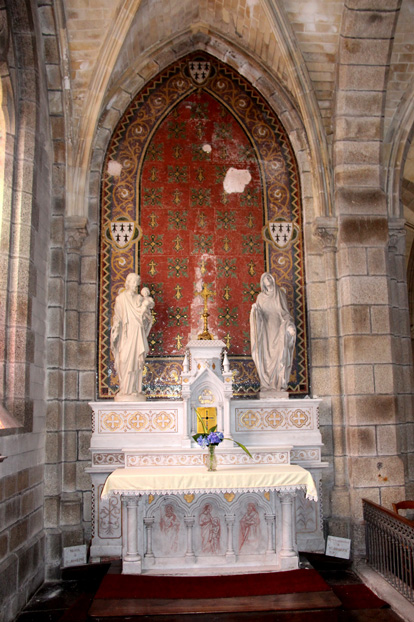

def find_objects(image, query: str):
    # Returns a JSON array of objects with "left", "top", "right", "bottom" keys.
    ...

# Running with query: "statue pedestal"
[
  {"left": 114, "top": 393, "right": 147, "bottom": 402},
  {"left": 259, "top": 390, "right": 289, "bottom": 400}
]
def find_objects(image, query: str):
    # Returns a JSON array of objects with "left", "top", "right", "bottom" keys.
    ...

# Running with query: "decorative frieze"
[
  {"left": 126, "top": 454, "right": 205, "bottom": 468},
  {"left": 290, "top": 448, "right": 321, "bottom": 464},
  {"left": 92, "top": 452, "right": 124, "bottom": 466},
  {"left": 235, "top": 407, "right": 314, "bottom": 431},
  {"left": 125, "top": 450, "right": 290, "bottom": 468},
  {"left": 98, "top": 409, "right": 178, "bottom": 433}
]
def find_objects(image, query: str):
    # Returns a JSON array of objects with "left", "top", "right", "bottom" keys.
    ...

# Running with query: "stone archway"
[{"left": 97, "top": 52, "right": 310, "bottom": 399}]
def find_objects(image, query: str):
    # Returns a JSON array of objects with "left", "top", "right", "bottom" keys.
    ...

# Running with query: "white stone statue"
[
  {"left": 110, "top": 273, "right": 155, "bottom": 402},
  {"left": 250, "top": 272, "right": 296, "bottom": 397}
]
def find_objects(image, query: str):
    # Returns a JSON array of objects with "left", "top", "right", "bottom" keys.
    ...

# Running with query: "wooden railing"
[{"left": 363, "top": 498, "right": 414, "bottom": 603}]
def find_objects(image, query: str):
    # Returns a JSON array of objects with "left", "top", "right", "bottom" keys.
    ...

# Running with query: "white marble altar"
[
  {"left": 88, "top": 339, "right": 327, "bottom": 571},
  {"left": 101, "top": 465, "right": 317, "bottom": 574}
]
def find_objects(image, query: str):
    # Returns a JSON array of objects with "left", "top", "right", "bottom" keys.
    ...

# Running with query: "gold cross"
[
  {"left": 196, "top": 282, "right": 215, "bottom": 309},
  {"left": 195, "top": 283, "right": 215, "bottom": 340}
]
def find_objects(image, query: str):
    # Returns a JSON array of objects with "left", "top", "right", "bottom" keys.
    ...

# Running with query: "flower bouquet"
[{"left": 193, "top": 411, "right": 252, "bottom": 471}]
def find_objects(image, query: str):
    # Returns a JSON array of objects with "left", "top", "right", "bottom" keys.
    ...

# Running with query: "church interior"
[{"left": 1, "top": 0, "right": 414, "bottom": 620}]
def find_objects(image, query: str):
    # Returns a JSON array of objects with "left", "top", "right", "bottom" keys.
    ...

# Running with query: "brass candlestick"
[{"left": 195, "top": 282, "right": 215, "bottom": 340}]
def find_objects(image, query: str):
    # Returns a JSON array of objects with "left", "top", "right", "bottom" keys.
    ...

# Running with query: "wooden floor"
[{"left": 14, "top": 555, "right": 406, "bottom": 622}]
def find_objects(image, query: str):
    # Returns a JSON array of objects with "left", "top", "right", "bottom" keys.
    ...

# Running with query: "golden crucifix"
[{"left": 195, "top": 282, "right": 215, "bottom": 340}]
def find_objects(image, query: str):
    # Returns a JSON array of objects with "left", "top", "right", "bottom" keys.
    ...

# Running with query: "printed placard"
[
  {"left": 325, "top": 535, "right": 351, "bottom": 559},
  {"left": 62, "top": 544, "right": 87, "bottom": 567}
]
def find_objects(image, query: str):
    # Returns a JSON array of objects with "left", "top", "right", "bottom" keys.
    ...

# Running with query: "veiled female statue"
[{"left": 250, "top": 272, "right": 296, "bottom": 396}]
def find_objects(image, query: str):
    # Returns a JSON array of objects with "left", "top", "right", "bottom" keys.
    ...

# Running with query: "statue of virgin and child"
[
  {"left": 110, "top": 273, "right": 154, "bottom": 401},
  {"left": 250, "top": 272, "right": 296, "bottom": 398},
  {"left": 110, "top": 270, "right": 295, "bottom": 401}
]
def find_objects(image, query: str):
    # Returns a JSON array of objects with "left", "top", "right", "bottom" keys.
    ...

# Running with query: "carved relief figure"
[
  {"left": 199, "top": 503, "right": 221, "bottom": 553},
  {"left": 160, "top": 503, "right": 180, "bottom": 552},
  {"left": 250, "top": 272, "right": 296, "bottom": 395},
  {"left": 110, "top": 273, "right": 154, "bottom": 401},
  {"left": 239, "top": 502, "right": 260, "bottom": 552}
]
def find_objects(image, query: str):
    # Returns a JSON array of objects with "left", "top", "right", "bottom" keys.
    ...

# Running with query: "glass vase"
[{"left": 207, "top": 444, "right": 217, "bottom": 471}]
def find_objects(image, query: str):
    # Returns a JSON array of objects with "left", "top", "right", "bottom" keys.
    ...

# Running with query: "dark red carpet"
[
  {"left": 94, "top": 569, "right": 331, "bottom": 600},
  {"left": 331, "top": 584, "right": 389, "bottom": 610}
]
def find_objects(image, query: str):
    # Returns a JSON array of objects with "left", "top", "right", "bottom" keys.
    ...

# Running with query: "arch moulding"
[{"left": 83, "top": 29, "right": 328, "bottom": 237}]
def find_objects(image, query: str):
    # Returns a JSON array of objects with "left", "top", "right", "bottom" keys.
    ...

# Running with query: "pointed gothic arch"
[{"left": 97, "top": 52, "right": 309, "bottom": 399}]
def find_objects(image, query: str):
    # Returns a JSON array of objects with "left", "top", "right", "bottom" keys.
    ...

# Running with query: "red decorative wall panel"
[{"left": 99, "top": 54, "right": 308, "bottom": 398}]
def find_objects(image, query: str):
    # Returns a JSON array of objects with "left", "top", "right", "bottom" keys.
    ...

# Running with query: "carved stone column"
[
  {"left": 265, "top": 513, "right": 275, "bottom": 554},
  {"left": 144, "top": 516, "right": 155, "bottom": 563},
  {"left": 184, "top": 516, "right": 196, "bottom": 562},
  {"left": 313, "top": 218, "right": 350, "bottom": 523},
  {"left": 123, "top": 497, "right": 141, "bottom": 573},
  {"left": 388, "top": 220, "right": 414, "bottom": 488},
  {"left": 224, "top": 513, "right": 236, "bottom": 562},
  {"left": 279, "top": 492, "right": 297, "bottom": 560}
]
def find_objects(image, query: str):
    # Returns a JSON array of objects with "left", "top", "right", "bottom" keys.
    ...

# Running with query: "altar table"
[{"left": 102, "top": 465, "right": 317, "bottom": 575}]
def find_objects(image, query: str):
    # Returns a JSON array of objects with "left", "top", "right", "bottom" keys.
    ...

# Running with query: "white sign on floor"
[
  {"left": 63, "top": 544, "right": 87, "bottom": 567},
  {"left": 325, "top": 535, "right": 351, "bottom": 559}
]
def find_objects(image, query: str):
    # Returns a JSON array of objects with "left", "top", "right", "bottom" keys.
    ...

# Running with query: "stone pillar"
[
  {"left": 331, "top": 1, "right": 404, "bottom": 554},
  {"left": 144, "top": 516, "right": 155, "bottom": 563},
  {"left": 279, "top": 492, "right": 297, "bottom": 559},
  {"left": 388, "top": 220, "right": 414, "bottom": 498},
  {"left": 265, "top": 513, "right": 275, "bottom": 555},
  {"left": 123, "top": 497, "right": 141, "bottom": 574},
  {"left": 224, "top": 513, "right": 236, "bottom": 561},
  {"left": 184, "top": 516, "right": 195, "bottom": 562},
  {"left": 56, "top": 217, "right": 88, "bottom": 555},
  {"left": 314, "top": 218, "right": 351, "bottom": 530}
]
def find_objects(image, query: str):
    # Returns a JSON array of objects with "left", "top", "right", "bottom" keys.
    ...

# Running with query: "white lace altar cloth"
[{"left": 101, "top": 464, "right": 318, "bottom": 501}]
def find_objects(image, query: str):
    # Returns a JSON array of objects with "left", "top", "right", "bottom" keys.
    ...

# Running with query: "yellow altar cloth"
[{"left": 101, "top": 464, "right": 318, "bottom": 501}]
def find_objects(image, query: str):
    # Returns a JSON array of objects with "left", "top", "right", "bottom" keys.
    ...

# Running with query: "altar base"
[{"left": 101, "top": 465, "right": 315, "bottom": 575}]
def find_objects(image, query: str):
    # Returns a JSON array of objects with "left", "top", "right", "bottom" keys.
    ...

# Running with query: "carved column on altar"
[
  {"left": 144, "top": 516, "right": 155, "bottom": 564},
  {"left": 225, "top": 514, "right": 236, "bottom": 562},
  {"left": 184, "top": 516, "right": 196, "bottom": 563},
  {"left": 279, "top": 492, "right": 297, "bottom": 568},
  {"left": 265, "top": 513, "right": 276, "bottom": 555},
  {"left": 123, "top": 497, "right": 142, "bottom": 574}
]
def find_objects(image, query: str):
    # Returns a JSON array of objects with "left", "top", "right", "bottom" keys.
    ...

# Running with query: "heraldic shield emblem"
[
  {"left": 105, "top": 219, "right": 142, "bottom": 251},
  {"left": 263, "top": 219, "right": 299, "bottom": 250},
  {"left": 188, "top": 58, "right": 212, "bottom": 85}
]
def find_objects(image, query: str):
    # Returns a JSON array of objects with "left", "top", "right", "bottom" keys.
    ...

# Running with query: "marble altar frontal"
[{"left": 88, "top": 339, "right": 327, "bottom": 574}]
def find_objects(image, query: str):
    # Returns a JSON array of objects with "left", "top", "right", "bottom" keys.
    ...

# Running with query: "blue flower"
[
  {"left": 197, "top": 436, "right": 208, "bottom": 448},
  {"left": 207, "top": 432, "right": 223, "bottom": 445}
]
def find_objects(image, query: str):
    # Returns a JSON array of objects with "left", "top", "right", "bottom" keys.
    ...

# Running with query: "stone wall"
[{"left": 0, "top": 2, "right": 53, "bottom": 620}]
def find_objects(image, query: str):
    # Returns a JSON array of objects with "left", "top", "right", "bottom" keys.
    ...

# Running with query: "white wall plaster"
[
  {"left": 223, "top": 167, "right": 251, "bottom": 193},
  {"left": 107, "top": 160, "right": 122, "bottom": 177}
]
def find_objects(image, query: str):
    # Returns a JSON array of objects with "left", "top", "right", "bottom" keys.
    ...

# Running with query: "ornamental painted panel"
[
  {"left": 98, "top": 409, "right": 178, "bottom": 433},
  {"left": 98, "top": 484, "right": 122, "bottom": 539},
  {"left": 99, "top": 53, "right": 308, "bottom": 398},
  {"left": 235, "top": 407, "right": 313, "bottom": 431}
]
